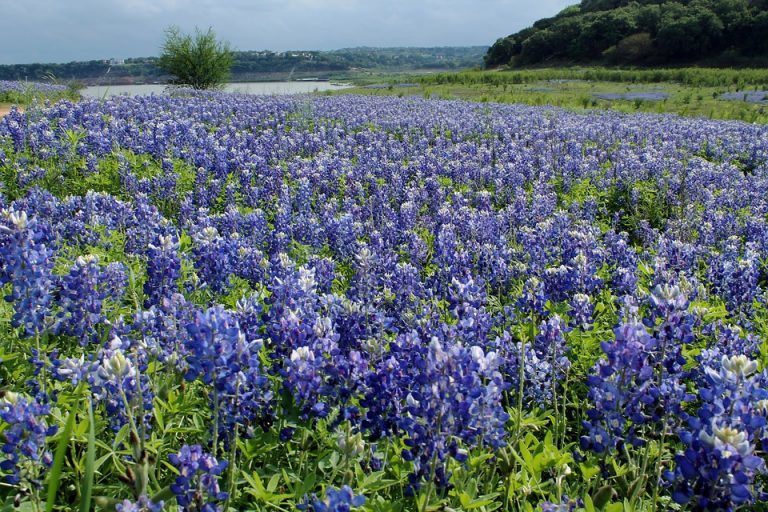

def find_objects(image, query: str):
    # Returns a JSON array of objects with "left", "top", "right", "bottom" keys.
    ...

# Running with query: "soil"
[{"left": 0, "top": 105, "right": 22, "bottom": 117}]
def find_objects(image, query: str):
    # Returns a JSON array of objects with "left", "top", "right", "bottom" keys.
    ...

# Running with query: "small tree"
[{"left": 158, "top": 26, "right": 233, "bottom": 90}]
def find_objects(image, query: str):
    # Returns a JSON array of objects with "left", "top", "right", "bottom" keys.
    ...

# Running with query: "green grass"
[
  {"left": 0, "top": 84, "right": 82, "bottom": 107},
  {"left": 329, "top": 68, "right": 768, "bottom": 123},
  {"left": 419, "top": 67, "right": 768, "bottom": 88}
]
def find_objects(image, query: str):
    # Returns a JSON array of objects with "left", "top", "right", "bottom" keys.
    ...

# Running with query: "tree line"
[
  {"left": 0, "top": 47, "right": 486, "bottom": 84},
  {"left": 485, "top": 0, "right": 768, "bottom": 67}
]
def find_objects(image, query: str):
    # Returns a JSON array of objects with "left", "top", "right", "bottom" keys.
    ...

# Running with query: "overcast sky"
[{"left": 0, "top": 0, "right": 574, "bottom": 65}]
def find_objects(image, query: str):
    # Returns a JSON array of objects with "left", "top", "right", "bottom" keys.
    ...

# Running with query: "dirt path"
[{"left": 0, "top": 105, "right": 22, "bottom": 118}]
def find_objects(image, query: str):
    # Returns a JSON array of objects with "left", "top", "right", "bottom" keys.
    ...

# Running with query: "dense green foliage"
[
  {"left": 157, "top": 27, "right": 234, "bottom": 90},
  {"left": 0, "top": 47, "right": 486, "bottom": 85},
  {"left": 485, "top": 0, "right": 768, "bottom": 67}
]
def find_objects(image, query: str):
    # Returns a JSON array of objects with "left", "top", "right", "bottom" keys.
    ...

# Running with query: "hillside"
[
  {"left": 485, "top": 0, "right": 768, "bottom": 67},
  {"left": 0, "top": 47, "right": 486, "bottom": 85}
]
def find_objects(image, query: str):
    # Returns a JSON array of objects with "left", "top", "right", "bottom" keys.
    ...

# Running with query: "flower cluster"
[
  {"left": 667, "top": 353, "right": 768, "bottom": 509},
  {"left": 0, "top": 392, "right": 56, "bottom": 486},
  {"left": 115, "top": 496, "right": 164, "bottom": 512},
  {"left": 301, "top": 485, "right": 365, "bottom": 512},
  {"left": 581, "top": 285, "right": 695, "bottom": 453},
  {"left": 364, "top": 329, "right": 509, "bottom": 491},
  {"left": 0, "top": 209, "right": 54, "bottom": 336},
  {"left": 55, "top": 254, "right": 126, "bottom": 345},
  {"left": 169, "top": 445, "right": 228, "bottom": 512},
  {"left": 184, "top": 307, "right": 273, "bottom": 442},
  {"left": 143, "top": 234, "right": 181, "bottom": 307}
]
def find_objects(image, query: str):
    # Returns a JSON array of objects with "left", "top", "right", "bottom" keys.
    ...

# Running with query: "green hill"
[
  {"left": 0, "top": 47, "right": 487, "bottom": 85},
  {"left": 485, "top": 0, "right": 768, "bottom": 67}
]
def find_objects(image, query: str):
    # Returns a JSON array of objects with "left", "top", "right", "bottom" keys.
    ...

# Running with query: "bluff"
[{"left": 485, "top": 0, "right": 768, "bottom": 67}]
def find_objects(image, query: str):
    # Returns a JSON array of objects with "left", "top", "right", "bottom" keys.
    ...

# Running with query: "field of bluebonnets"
[
  {"left": 1, "top": 84, "right": 768, "bottom": 512},
  {"left": 0, "top": 81, "right": 72, "bottom": 107}
]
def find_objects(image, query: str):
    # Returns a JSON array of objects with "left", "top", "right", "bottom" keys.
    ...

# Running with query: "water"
[
  {"left": 81, "top": 81, "right": 352, "bottom": 98},
  {"left": 719, "top": 91, "right": 768, "bottom": 104}
]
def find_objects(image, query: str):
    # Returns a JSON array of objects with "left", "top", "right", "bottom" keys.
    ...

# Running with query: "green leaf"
[
  {"left": 592, "top": 485, "right": 615, "bottom": 510},
  {"left": 267, "top": 473, "right": 280, "bottom": 493},
  {"left": 583, "top": 494, "right": 596, "bottom": 512},
  {"left": 458, "top": 493, "right": 498, "bottom": 510},
  {"left": 79, "top": 399, "right": 96, "bottom": 512},
  {"left": 579, "top": 462, "right": 601, "bottom": 480},
  {"left": 46, "top": 400, "right": 79, "bottom": 512}
]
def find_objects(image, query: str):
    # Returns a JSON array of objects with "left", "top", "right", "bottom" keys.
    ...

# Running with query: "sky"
[{"left": 0, "top": 0, "right": 574, "bottom": 65}]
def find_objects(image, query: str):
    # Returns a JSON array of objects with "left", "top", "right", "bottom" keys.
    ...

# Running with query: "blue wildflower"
[
  {"left": 301, "top": 485, "right": 365, "bottom": 512},
  {"left": 169, "top": 445, "right": 228, "bottom": 512},
  {"left": 0, "top": 392, "right": 56, "bottom": 486}
]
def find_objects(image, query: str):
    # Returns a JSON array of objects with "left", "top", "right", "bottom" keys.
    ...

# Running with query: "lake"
[{"left": 81, "top": 81, "right": 352, "bottom": 98}]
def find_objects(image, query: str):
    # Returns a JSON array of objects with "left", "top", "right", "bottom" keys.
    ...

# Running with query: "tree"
[
  {"left": 656, "top": 7, "right": 724, "bottom": 59},
  {"left": 603, "top": 32, "right": 654, "bottom": 63},
  {"left": 158, "top": 26, "right": 233, "bottom": 90}
]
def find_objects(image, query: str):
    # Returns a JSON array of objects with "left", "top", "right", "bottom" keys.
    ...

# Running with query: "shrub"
[{"left": 158, "top": 26, "right": 233, "bottom": 90}]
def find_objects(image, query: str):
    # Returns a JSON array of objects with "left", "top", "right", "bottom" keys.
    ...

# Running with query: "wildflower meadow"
[{"left": 1, "top": 87, "right": 768, "bottom": 511}]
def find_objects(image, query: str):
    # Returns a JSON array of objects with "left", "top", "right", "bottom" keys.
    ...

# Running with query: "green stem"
[
  {"left": 420, "top": 448, "right": 440, "bottom": 512},
  {"left": 651, "top": 426, "right": 668, "bottom": 511},
  {"left": 224, "top": 425, "right": 240, "bottom": 511}
]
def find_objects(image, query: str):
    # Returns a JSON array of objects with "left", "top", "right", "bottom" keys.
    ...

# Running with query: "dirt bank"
[{"left": 0, "top": 105, "right": 22, "bottom": 117}]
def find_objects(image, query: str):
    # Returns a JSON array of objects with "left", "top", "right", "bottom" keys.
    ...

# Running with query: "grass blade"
[
  {"left": 79, "top": 399, "right": 95, "bottom": 512},
  {"left": 46, "top": 400, "right": 79, "bottom": 512}
]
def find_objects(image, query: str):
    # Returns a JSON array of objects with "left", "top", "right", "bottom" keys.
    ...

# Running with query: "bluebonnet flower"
[
  {"left": 308, "top": 256, "right": 336, "bottom": 294},
  {"left": 582, "top": 285, "right": 696, "bottom": 454},
  {"left": 123, "top": 194, "right": 175, "bottom": 257},
  {"left": 169, "top": 445, "right": 228, "bottom": 512},
  {"left": 0, "top": 392, "right": 56, "bottom": 486},
  {"left": 568, "top": 293, "right": 594, "bottom": 330},
  {"left": 55, "top": 254, "right": 126, "bottom": 345},
  {"left": 7, "top": 87, "right": 768, "bottom": 511},
  {"left": 707, "top": 238, "right": 761, "bottom": 317},
  {"left": 190, "top": 226, "right": 234, "bottom": 294},
  {"left": 115, "top": 496, "right": 164, "bottom": 512},
  {"left": 235, "top": 293, "right": 266, "bottom": 343},
  {"left": 284, "top": 345, "right": 328, "bottom": 418},
  {"left": 349, "top": 245, "right": 378, "bottom": 302},
  {"left": 668, "top": 353, "right": 768, "bottom": 510},
  {"left": 279, "top": 308, "right": 370, "bottom": 421},
  {"left": 517, "top": 276, "right": 548, "bottom": 318},
  {"left": 696, "top": 323, "right": 761, "bottom": 374},
  {"left": 447, "top": 276, "right": 494, "bottom": 346},
  {"left": 53, "top": 332, "right": 153, "bottom": 431},
  {"left": 0, "top": 209, "right": 55, "bottom": 336},
  {"left": 364, "top": 330, "right": 509, "bottom": 492},
  {"left": 93, "top": 339, "right": 154, "bottom": 430},
  {"left": 233, "top": 244, "right": 268, "bottom": 285},
  {"left": 534, "top": 315, "right": 571, "bottom": 379},
  {"left": 540, "top": 496, "right": 580, "bottom": 512},
  {"left": 501, "top": 315, "right": 571, "bottom": 407},
  {"left": 144, "top": 234, "right": 181, "bottom": 307},
  {"left": 301, "top": 485, "right": 365, "bottom": 512},
  {"left": 265, "top": 261, "right": 372, "bottom": 421},
  {"left": 543, "top": 252, "right": 602, "bottom": 303},
  {"left": 184, "top": 306, "right": 273, "bottom": 442},
  {"left": 130, "top": 293, "right": 195, "bottom": 364}
]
